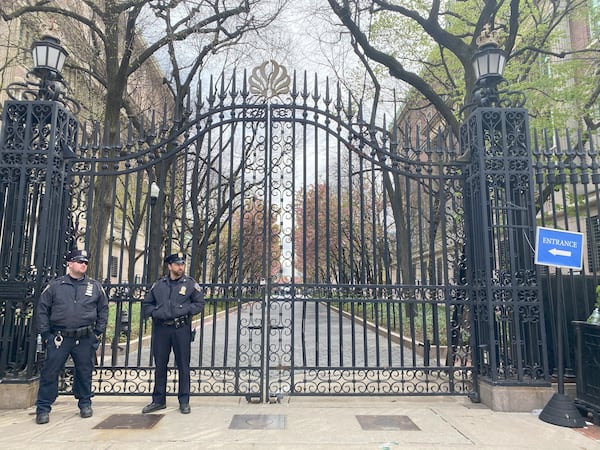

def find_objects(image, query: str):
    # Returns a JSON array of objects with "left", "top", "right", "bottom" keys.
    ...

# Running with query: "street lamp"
[
  {"left": 31, "top": 35, "right": 69, "bottom": 78},
  {"left": 147, "top": 181, "right": 161, "bottom": 283},
  {"left": 32, "top": 35, "right": 68, "bottom": 102},
  {"left": 150, "top": 182, "right": 160, "bottom": 205},
  {"left": 472, "top": 25, "right": 506, "bottom": 107},
  {"left": 7, "top": 34, "right": 79, "bottom": 112}
]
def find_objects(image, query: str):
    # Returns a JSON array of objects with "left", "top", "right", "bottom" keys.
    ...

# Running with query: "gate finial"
[{"left": 248, "top": 60, "right": 290, "bottom": 101}]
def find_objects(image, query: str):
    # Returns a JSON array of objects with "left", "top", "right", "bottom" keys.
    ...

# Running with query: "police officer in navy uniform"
[
  {"left": 142, "top": 252, "right": 204, "bottom": 414},
  {"left": 34, "top": 249, "right": 108, "bottom": 425}
]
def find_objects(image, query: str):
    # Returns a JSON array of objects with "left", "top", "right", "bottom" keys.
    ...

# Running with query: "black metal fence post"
[
  {"left": 462, "top": 106, "right": 549, "bottom": 386},
  {"left": 461, "top": 26, "right": 550, "bottom": 389},
  {"left": 0, "top": 36, "right": 79, "bottom": 382}
]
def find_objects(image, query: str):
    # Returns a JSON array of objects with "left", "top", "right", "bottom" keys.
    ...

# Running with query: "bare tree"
[{"left": 0, "top": 0, "right": 288, "bottom": 279}]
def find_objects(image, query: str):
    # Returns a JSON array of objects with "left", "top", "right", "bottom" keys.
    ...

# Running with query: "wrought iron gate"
[{"left": 2, "top": 62, "right": 474, "bottom": 399}]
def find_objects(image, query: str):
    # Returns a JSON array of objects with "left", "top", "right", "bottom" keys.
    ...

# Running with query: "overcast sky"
[{"left": 207, "top": 1, "right": 354, "bottom": 82}]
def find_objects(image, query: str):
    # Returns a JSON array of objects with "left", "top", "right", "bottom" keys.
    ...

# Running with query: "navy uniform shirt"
[
  {"left": 36, "top": 275, "right": 109, "bottom": 339},
  {"left": 142, "top": 275, "right": 204, "bottom": 320}
]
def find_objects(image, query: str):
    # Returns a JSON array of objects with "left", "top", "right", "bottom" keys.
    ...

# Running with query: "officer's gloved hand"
[{"left": 93, "top": 332, "right": 102, "bottom": 350}]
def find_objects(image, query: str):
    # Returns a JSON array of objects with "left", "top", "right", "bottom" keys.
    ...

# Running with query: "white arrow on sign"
[{"left": 549, "top": 248, "right": 572, "bottom": 257}]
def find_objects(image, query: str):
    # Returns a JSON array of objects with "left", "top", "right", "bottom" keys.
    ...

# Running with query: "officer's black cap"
[
  {"left": 164, "top": 252, "right": 186, "bottom": 264},
  {"left": 67, "top": 249, "right": 90, "bottom": 263}
]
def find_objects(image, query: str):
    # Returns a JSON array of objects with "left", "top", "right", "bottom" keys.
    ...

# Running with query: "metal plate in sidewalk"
[
  {"left": 356, "top": 415, "right": 420, "bottom": 431},
  {"left": 229, "top": 414, "right": 286, "bottom": 430},
  {"left": 93, "top": 414, "right": 164, "bottom": 429}
]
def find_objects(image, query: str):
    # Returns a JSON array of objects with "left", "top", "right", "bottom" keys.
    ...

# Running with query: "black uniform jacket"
[
  {"left": 142, "top": 276, "right": 204, "bottom": 321},
  {"left": 36, "top": 275, "right": 109, "bottom": 339}
]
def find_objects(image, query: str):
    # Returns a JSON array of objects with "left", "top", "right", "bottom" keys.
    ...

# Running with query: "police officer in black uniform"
[
  {"left": 34, "top": 249, "right": 108, "bottom": 424},
  {"left": 142, "top": 252, "right": 204, "bottom": 414}
]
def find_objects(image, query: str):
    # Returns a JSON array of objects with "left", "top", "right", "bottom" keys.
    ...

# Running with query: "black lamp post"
[
  {"left": 31, "top": 35, "right": 69, "bottom": 100},
  {"left": 7, "top": 34, "right": 79, "bottom": 113},
  {"left": 463, "top": 25, "right": 584, "bottom": 428},
  {"left": 472, "top": 25, "right": 507, "bottom": 108},
  {"left": 0, "top": 34, "right": 79, "bottom": 382},
  {"left": 31, "top": 35, "right": 69, "bottom": 73},
  {"left": 147, "top": 181, "right": 160, "bottom": 283}
]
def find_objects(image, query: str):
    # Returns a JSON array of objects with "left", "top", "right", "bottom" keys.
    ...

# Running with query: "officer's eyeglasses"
[{"left": 72, "top": 260, "right": 88, "bottom": 265}]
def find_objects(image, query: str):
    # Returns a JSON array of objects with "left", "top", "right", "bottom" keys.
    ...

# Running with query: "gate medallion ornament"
[{"left": 248, "top": 60, "right": 290, "bottom": 101}]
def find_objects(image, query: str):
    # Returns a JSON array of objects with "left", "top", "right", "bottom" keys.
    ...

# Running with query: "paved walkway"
[{"left": 0, "top": 396, "right": 599, "bottom": 449}]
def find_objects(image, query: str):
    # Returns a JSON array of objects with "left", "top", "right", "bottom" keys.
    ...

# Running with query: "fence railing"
[
  {"left": 532, "top": 127, "right": 600, "bottom": 378},
  {"left": 1, "top": 102, "right": 599, "bottom": 391}
]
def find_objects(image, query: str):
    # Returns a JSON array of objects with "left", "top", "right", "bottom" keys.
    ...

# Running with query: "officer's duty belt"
[
  {"left": 157, "top": 316, "right": 189, "bottom": 328},
  {"left": 53, "top": 325, "right": 93, "bottom": 338}
]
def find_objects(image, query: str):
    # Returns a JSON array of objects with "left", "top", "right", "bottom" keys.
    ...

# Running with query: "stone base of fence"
[
  {"left": 0, "top": 378, "right": 39, "bottom": 409},
  {"left": 478, "top": 380, "right": 576, "bottom": 412}
]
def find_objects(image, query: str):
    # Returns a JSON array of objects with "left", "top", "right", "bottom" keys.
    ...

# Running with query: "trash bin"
[{"left": 573, "top": 321, "right": 600, "bottom": 425}]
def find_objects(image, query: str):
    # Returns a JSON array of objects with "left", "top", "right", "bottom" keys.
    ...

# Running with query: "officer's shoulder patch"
[{"left": 194, "top": 283, "right": 202, "bottom": 292}]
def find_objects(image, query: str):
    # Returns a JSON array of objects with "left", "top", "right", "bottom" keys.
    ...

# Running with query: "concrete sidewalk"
[{"left": 0, "top": 395, "right": 598, "bottom": 449}]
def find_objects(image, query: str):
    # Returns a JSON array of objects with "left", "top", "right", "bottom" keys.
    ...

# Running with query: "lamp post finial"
[{"left": 476, "top": 24, "right": 500, "bottom": 48}]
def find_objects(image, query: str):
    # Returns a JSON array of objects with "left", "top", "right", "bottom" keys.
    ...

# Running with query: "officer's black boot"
[
  {"left": 80, "top": 406, "right": 93, "bottom": 418},
  {"left": 142, "top": 402, "right": 166, "bottom": 414},
  {"left": 36, "top": 412, "right": 49, "bottom": 424},
  {"left": 179, "top": 403, "right": 191, "bottom": 414}
]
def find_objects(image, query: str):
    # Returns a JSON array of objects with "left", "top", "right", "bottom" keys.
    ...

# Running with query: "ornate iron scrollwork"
[{"left": 6, "top": 71, "right": 81, "bottom": 114}]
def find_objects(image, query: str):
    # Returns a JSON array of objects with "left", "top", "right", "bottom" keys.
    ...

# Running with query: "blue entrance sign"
[{"left": 535, "top": 226, "right": 584, "bottom": 270}]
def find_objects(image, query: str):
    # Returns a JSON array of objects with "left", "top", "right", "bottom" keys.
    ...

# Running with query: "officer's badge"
[{"left": 179, "top": 286, "right": 187, "bottom": 295}]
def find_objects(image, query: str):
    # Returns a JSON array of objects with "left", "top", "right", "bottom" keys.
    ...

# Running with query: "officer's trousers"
[
  {"left": 36, "top": 334, "right": 96, "bottom": 413},
  {"left": 151, "top": 323, "right": 191, "bottom": 405}
]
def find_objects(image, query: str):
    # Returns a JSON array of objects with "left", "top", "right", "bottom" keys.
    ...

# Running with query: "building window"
[
  {"left": 18, "top": 22, "right": 33, "bottom": 63},
  {"left": 586, "top": 215, "right": 600, "bottom": 271},
  {"left": 110, "top": 256, "right": 119, "bottom": 278},
  {"left": 591, "top": 0, "right": 600, "bottom": 40}
]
